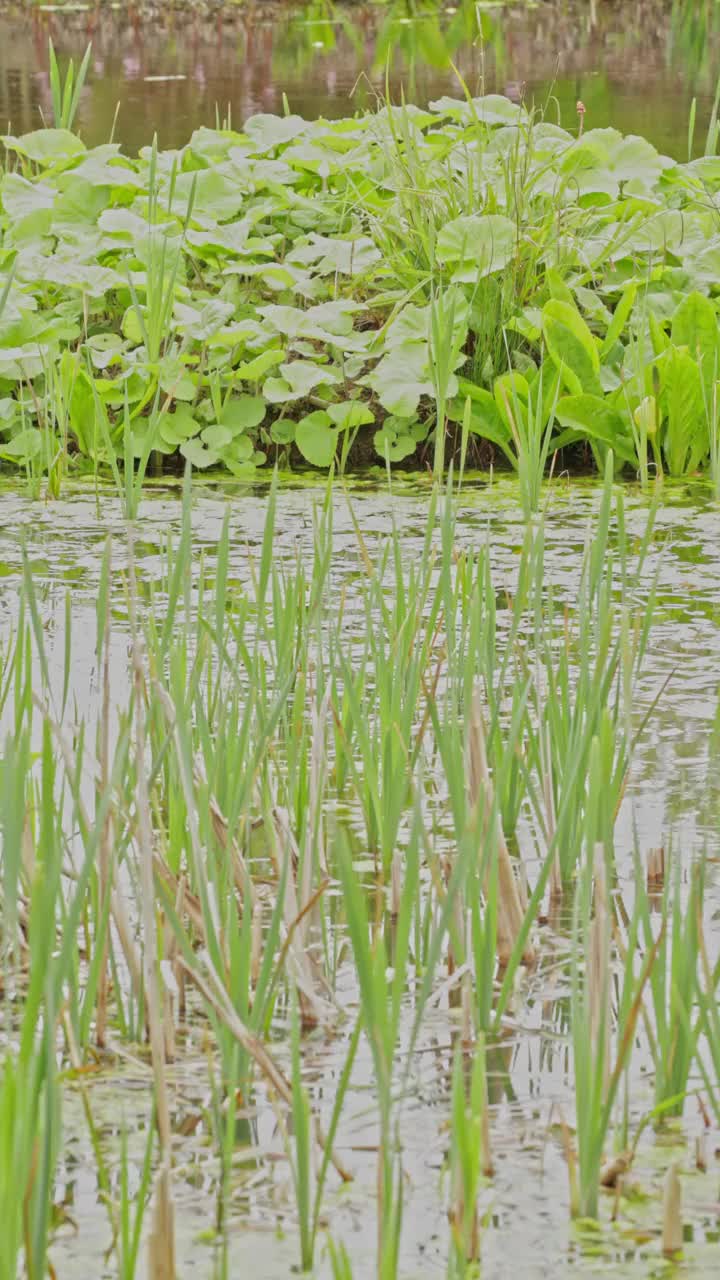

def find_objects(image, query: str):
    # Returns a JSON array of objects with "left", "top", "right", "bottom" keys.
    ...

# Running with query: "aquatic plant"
[
  {"left": 3, "top": 55, "right": 720, "bottom": 488},
  {"left": 446, "top": 1039, "right": 490, "bottom": 1275},
  {"left": 640, "top": 856, "right": 705, "bottom": 1119},
  {"left": 1, "top": 461, "right": 719, "bottom": 1276},
  {"left": 569, "top": 845, "right": 661, "bottom": 1220}
]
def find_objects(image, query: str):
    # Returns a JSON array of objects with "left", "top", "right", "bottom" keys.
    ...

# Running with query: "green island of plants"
[{"left": 3, "top": 57, "right": 720, "bottom": 490}]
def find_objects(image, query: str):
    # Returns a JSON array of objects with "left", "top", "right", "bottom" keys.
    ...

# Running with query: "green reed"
[
  {"left": 446, "top": 1039, "right": 489, "bottom": 1276},
  {"left": 526, "top": 459, "right": 659, "bottom": 883},
  {"left": 0, "top": 716, "right": 95, "bottom": 1277},
  {"left": 48, "top": 39, "right": 91, "bottom": 133},
  {"left": 569, "top": 834, "right": 662, "bottom": 1221},
  {"left": 1, "top": 458, "right": 717, "bottom": 1275},
  {"left": 639, "top": 855, "right": 705, "bottom": 1119}
]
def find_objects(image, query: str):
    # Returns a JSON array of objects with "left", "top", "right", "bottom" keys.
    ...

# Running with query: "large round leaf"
[
  {"left": 295, "top": 410, "right": 336, "bottom": 468},
  {"left": 436, "top": 213, "right": 516, "bottom": 281}
]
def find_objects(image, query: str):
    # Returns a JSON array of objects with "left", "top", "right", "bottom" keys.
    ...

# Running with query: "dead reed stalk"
[{"left": 662, "top": 1161, "right": 683, "bottom": 1257}]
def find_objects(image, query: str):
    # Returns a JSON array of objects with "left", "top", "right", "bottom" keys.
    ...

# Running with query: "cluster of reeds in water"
[{"left": 1, "top": 457, "right": 719, "bottom": 1277}]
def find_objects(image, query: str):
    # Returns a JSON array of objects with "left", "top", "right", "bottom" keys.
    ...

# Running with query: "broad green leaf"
[
  {"left": 364, "top": 344, "right": 435, "bottom": 418},
  {"left": 218, "top": 435, "right": 256, "bottom": 476},
  {"left": 601, "top": 283, "right": 637, "bottom": 359},
  {"left": 0, "top": 427, "right": 42, "bottom": 462},
  {"left": 121, "top": 306, "right": 144, "bottom": 346},
  {"left": 634, "top": 395, "right": 658, "bottom": 437},
  {"left": 259, "top": 301, "right": 363, "bottom": 347},
  {"left": 436, "top": 213, "right": 516, "bottom": 281},
  {"left": 428, "top": 94, "right": 524, "bottom": 125},
  {"left": 220, "top": 435, "right": 254, "bottom": 462},
  {"left": 287, "top": 233, "right": 380, "bottom": 277},
  {"left": 52, "top": 179, "right": 110, "bottom": 229},
  {"left": 649, "top": 311, "right": 670, "bottom": 358},
  {"left": 385, "top": 304, "right": 432, "bottom": 348},
  {"left": 219, "top": 395, "right": 265, "bottom": 433},
  {"left": 159, "top": 404, "right": 202, "bottom": 446},
  {"left": 201, "top": 424, "right": 234, "bottom": 451},
  {"left": 494, "top": 371, "right": 530, "bottom": 434},
  {"left": 264, "top": 360, "right": 340, "bottom": 403},
  {"left": 244, "top": 113, "right": 308, "bottom": 152},
  {"left": 373, "top": 426, "right": 417, "bottom": 462},
  {"left": 171, "top": 167, "right": 246, "bottom": 221},
  {"left": 0, "top": 398, "right": 16, "bottom": 425},
  {"left": 559, "top": 129, "right": 673, "bottom": 197},
  {"left": 174, "top": 299, "right": 235, "bottom": 342},
  {"left": 60, "top": 352, "right": 97, "bottom": 455},
  {"left": 670, "top": 292, "right": 720, "bottom": 400},
  {"left": 450, "top": 385, "right": 513, "bottom": 459},
  {"left": 3, "top": 128, "right": 85, "bottom": 165},
  {"left": 545, "top": 269, "right": 576, "bottom": 307},
  {"left": 554, "top": 394, "right": 637, "bottom": 464},
  {"left": 327, "top": 401, "right": 374, "bottom": 429},
  {"left": 295, "top": 410, "right": 336, "bottom": 468},
  {"left": 270, "top": 418, "right": 296, "bottom": 444},
  {"left": 661, "top": 347, "right": 708, "bottom": 476},
  {"left": 98, "top": 207, "right": 173, "bottom": 239},
  {"left": 1, "top": 173, "right": 55, "bottom": 236},
  {"left": 43, "top": 259, "right": 122, "bottom": 295},
  {"left": 235, "top": 349, "right": 285, "bottom": 381},
  {"left": 158, "top": 354, "right": 197, "bottom": 401},
  {"left": 70, "top": 145, "right": 143, "bottom": 189},
  {"left": 542, "top": 298, "right": 602, "bottom": 396},
  {"left": 180, "top": 438, "right": 220, "bottom": 469}
]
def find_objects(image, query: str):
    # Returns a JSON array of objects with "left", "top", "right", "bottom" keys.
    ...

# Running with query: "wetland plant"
[
  {"left": 640, "top": 857, "right": 705, "bottom": 1120},
  {"left": 1, "top": 465, "right": 719, "bottom": 1275},
  {"left": 569, "top": 841, "right": 662, "bottom": 1221},
  {"left": 446, "top": 1039, "right": 491, "bottom": 1276},
  {"left": 48, "top": 39, "right": 91, "bottom": 132},
  {"left": 3, "top": 66, "right": 720, "bottom": 488}
]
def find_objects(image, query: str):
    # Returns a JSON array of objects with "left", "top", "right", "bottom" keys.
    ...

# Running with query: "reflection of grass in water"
[
  {"left": 670, "top": 0, "right": 720, "bottom": 87},
  {"left": 2, "top": 464, "right": 720, "bottom": 1275}
]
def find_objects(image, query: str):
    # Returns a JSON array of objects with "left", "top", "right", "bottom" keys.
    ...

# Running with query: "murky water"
[
  {"left": 2, "top": 472, "right": 720, "bottom": 1276},
  {"left": 1, "top": 0, "right": 719, "bottom": 157}
]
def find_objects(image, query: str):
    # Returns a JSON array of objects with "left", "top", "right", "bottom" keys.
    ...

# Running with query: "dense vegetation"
[
  {"left": 3, "top": 84, "right": 720, "bottom": 487},
  {"left": 4, "top": 470, "right": 720, "bottom": 1277}
]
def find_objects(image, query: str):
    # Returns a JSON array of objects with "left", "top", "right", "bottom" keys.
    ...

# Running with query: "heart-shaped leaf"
[{"left": 295, "top": 410, "right": 336, "bottom": 467}]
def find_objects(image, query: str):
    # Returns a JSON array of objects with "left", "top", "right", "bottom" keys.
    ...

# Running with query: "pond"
[
  {"left": 1, "top": 0, "right": 719, "bottom": 157},
  {"left": 2, "top": 472, "right": 720, "bottom": 1277},
  {"left": 2, "top": 3, "right": 720, "bottom": 1276}
]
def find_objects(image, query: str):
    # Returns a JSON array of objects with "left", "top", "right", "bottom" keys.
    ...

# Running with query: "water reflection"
[{"left": 0, "top": 0, "right": 718, "bottom": 154}]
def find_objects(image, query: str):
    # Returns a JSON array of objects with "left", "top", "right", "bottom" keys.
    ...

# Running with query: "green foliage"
[
  {"left": 48, "top": 39, "right": 92, "bottom": 132},
  {"left": 640, "top": 859, "right": 705, "bottom": 1119},
  {"left": 1, "top": 91, "right": 720, "bottom": 485}
]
